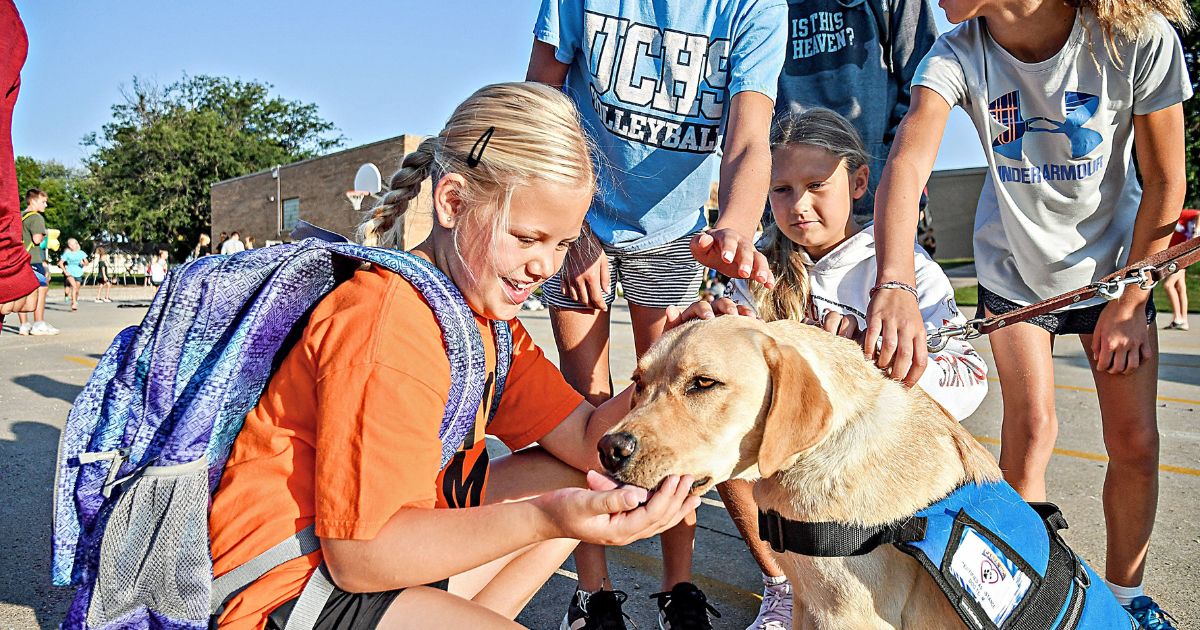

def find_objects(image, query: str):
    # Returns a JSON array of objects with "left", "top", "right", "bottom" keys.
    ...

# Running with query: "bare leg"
[
  {"left": 550, "top": 306, "right": 613, "bottom": 592},
  {"left": 380, "top": 448, "right": 585, "bottom": 628},
  {"left": 18, "top": 285, "right": 47, "bottom": 325},
  {"left": 716, "top": 479, "right": 785, "bottom": 578},
  {"left": 985, "top": 311, "right": 1058, "bottom": 501},
  {"left": 381, "top": 587, "right": 522, "bottom": 629},
  {"left": 1162, "top": 272, "right": 1185, "bottom": 323},
  {"left": 628, "top": 303, "right": 696, "bottom": 589},
  {"left": 1079, "top": 329, "right": 1160, "bottom": 587}
]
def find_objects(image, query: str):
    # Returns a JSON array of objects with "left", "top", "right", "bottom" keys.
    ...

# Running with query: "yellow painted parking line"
[
  {"left": 973, "top": 435, "right": 1200, "bottom": 477},
  {"left": 554, "top": 567, "right": 579, "bottom": 581},
  {"left": 984, "top": 377, "right": 1200, "bottom": 406},
  {"left": 65, "top": 356, "right": 98, "bottom": 368}
]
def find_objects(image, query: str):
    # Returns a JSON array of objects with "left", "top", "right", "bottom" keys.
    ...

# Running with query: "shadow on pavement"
[
  {"left": 12, "top": 375, "right": 84, "bottom": 406},
  {"left": 0, "top": 422, "right": 73, "bottom": 628},
  {"left": 1057, "top": 352, "right": 1200, "bottom": 387}
]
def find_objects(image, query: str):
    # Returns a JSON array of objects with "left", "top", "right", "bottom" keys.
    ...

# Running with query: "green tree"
[
  {"left": 84, "top": 75, "right": 343, "bottom": 258},
  {"left": 14, "top": 155, "right": 96, "bottom": 253},
  {"left": 1183, "top": 1, "right": 1199, "bottom": 208}
]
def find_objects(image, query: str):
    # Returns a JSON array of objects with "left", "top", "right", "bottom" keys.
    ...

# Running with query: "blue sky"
[{"left": 12, "top": 0, "right": 985, "bottom": 174}]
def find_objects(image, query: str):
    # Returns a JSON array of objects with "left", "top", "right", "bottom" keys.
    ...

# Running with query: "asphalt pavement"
[{"left": 1, "top": 286, "right": 1196, "bottom": 629}]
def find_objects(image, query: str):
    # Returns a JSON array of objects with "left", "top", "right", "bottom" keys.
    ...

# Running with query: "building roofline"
[
  {"left": 211, "top": 134, "right": 417, "bottom": 188},
  {"left": 931, "top": 165, "right": 988, "bottom": 177}
]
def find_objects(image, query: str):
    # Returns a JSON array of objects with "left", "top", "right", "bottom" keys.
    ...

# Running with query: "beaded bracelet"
[{"left": 869, "top": 281, "right": 919, "bottom": 301}]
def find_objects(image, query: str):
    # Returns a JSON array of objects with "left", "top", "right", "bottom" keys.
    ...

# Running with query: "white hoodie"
[{"left": 732, "top": 225, "right": 988, "bottom": 420}]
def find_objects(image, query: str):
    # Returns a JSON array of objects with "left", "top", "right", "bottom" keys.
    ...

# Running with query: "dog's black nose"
[{"left": 598, "top": 432, "right": 638, "bottom": 473}]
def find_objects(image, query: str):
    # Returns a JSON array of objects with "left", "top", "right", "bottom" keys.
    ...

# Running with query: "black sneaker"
[
  {"left": 650, "top": 582, "right": 721, "bottom": 629},
  {"left": 560, "top": 589, "right": 631, "bottom": 630}
]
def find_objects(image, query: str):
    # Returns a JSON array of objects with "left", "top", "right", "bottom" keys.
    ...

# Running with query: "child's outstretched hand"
[
  {"left": 690, "top": 228, "right": 775, "bottom": 288},
  {"left": 864, "top": 288, "right": 928, "bottom": 387},
  {"left": 1091, "top": 298, "right": 1152, "bottom": 375},
  {"left": 536, "top": 471, "right": 700, "bottom": 547}
]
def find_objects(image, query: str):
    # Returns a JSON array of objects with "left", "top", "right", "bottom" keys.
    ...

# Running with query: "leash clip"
[
  {"left": 1133, "top": 265, "right": 1158, "bottom": 291},
  {"left": 926, "top": 319, "right": 984, "bottom": 352},
  {"left": 1099, "top": 266, "right": 1159, "bottom": 302}
]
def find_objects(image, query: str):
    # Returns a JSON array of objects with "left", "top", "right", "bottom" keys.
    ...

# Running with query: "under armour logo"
[{"left": 989, "top": 90, "right": 1102, "bottom": 160}]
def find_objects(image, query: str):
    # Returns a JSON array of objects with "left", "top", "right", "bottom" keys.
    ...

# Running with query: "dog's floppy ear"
[{"left": 757, "top": 338, "right": 833, "bottom": 478}]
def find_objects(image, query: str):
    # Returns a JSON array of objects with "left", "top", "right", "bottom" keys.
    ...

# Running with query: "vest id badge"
[{"left": 949, "top": 525, "right": 1033, "bottom": 626}]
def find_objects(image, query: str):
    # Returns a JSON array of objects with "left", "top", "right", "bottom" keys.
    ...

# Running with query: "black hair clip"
[{"left": 466, "top": 126, "right": 495, "bottom": 168}]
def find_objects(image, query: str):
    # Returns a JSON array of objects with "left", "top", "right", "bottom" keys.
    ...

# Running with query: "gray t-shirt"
[{"left": 914, "top": 12, "right": 1191, "bottom": 307}]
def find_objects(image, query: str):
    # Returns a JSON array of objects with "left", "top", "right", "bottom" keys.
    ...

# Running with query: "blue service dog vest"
[
  {"left": 761, "top": 481, "right": 1135, "bottom": 629},
  {"left": 897, "top": 482, "right": 1133, "bottom": 629}
]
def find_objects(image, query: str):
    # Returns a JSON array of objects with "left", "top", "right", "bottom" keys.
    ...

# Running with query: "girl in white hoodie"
[{"left": 724, "top": 108, "right": 988, "bottom": 630}]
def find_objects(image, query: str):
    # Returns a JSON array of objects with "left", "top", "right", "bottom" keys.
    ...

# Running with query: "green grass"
[
  {"left": 953, "top": 276, "right": 1200, "bottom": 314},
  {"left": 936, "top": 257, "right": 975, "bottom": 271}
]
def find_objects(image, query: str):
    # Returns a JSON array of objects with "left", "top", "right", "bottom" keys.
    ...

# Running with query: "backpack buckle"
[{"left": 77, "top": 447, "right": 130, "bottom": 498}]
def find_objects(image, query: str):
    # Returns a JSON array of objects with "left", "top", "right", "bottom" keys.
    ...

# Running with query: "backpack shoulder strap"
[{"left": 329, "top": 244, "right": 512, "bottom": 468}]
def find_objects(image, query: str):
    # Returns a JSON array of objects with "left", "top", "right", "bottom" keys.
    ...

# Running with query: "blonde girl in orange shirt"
[{"left": 209, "top": 83, "right": 710, "bottom": 630}]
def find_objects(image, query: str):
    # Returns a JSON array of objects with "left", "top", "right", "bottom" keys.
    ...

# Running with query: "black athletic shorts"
[
  {"left": 266, "top": 579, "right": 449, "bottom": 630},
  {"left": 977, "top": 285, "right": 1156, "bottom": 336}
]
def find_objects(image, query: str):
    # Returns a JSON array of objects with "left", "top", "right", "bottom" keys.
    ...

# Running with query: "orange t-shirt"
[{"left": 209, "top": 265, "right": 583, "bottom": 630}]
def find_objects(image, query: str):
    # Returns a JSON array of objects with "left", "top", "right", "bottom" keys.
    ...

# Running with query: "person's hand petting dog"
[
  {"left": 664, "top": 296, "right": 757, "bottom": 332},
  {"left": 819, "top": 310, "right": 866, "bottom": 344}
]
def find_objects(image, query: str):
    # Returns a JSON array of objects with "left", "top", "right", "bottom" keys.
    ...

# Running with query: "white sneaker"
[
  {"left": 747, "top": 578, "right": 792, "bottom": 630},
  {"left": 30, "top": 321, "right": 60, "bottom": 336},
  {"left": 18, "top": 322, "right": 32, "bottom": 335}
]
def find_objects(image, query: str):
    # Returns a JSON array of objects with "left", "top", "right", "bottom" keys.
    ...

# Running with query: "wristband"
[{"left": 869, "top": 281, "right": 919, "bottom": 302}]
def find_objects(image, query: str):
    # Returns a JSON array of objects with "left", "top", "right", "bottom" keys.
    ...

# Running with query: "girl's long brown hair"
[{"left": 753, "top": 108, "right": 871, "bottom": 323}]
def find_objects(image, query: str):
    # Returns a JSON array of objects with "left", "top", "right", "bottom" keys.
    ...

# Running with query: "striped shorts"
[{"left": 541, "top": 231, "right": 705, "bottom": 310}]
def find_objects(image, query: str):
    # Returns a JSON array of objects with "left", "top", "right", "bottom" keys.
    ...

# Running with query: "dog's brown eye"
[{"left": 687, "top": 376, "right": 719, "bottom": 393}]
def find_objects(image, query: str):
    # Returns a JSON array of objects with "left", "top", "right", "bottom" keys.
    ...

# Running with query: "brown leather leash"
[{"left": 927, "top": 236, "right": 1200, "bottom": 351}]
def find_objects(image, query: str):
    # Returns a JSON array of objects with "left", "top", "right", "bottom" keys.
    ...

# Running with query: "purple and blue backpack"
[{"left": 51, "top": 239, "right": 511, "bottom": 630}]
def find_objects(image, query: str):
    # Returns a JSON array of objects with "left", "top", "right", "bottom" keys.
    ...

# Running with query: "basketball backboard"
[{"left": 354, "top": 163, "right": 383, "bottom": 195}]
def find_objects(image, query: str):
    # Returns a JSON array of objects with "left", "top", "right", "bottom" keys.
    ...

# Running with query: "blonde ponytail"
[{"left": 359, "top": 82, "right": 595, "bottom": 249}]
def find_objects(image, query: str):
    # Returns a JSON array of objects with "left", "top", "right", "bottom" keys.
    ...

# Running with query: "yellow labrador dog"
[{"left": 599, "top": 316, "right": 1000, "bottom": 629}]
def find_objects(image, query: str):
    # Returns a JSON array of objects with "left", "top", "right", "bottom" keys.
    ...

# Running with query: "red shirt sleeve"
[{"left": 0, "top": 1, "right": 36, "bottom": 303}]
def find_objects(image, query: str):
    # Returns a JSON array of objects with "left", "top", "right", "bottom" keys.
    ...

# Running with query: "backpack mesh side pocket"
[{"left": 86, "top": 457, "right": 211, "bottom": 627}]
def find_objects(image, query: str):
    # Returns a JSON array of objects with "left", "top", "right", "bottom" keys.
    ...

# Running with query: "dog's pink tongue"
[{"left": 586, "top": 470, "right": 621, "bottom": 492}]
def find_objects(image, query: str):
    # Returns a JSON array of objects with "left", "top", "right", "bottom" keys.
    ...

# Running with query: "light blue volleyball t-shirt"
[{"left": 535, "top": 0, "right": 787, "bottom": 252}]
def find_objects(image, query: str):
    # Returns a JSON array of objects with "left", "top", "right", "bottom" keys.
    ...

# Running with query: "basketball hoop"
[{"left": 345, "top": 190, "right": 369, "bottom": 211}]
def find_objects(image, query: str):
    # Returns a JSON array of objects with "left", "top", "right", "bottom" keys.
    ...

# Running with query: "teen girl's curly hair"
[{"left": 1071, "top": 0, "right": 1194, "bottom": 65}]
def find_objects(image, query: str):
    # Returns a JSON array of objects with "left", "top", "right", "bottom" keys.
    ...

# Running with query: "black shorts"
[
  {"left": 977, "top": 285, "right": 1156, "bottom": 336},
  {"left": 266, "top": 579, "right": 449, "bottom": 630}
]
